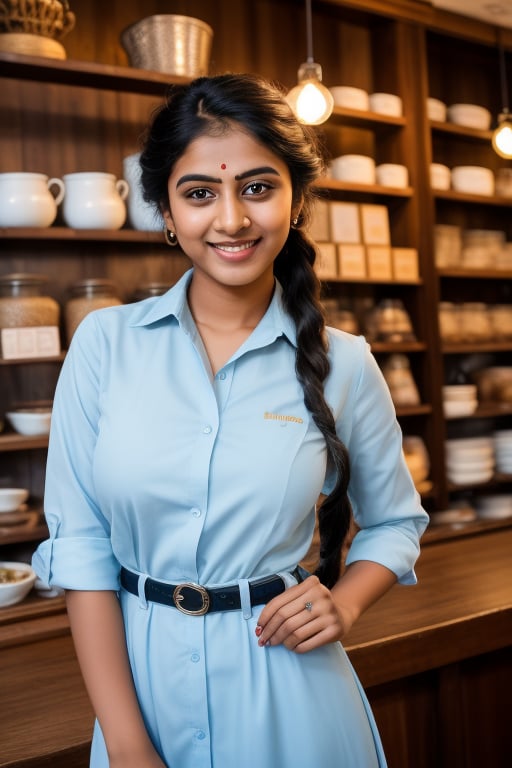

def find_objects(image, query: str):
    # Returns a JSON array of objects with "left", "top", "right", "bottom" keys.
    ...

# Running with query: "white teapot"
[
  {"left": 0, "top": 172, "right": 65, "bottom": 227},
  {"left": 62, "top": 172, "right": 129, "bottom": 230}
]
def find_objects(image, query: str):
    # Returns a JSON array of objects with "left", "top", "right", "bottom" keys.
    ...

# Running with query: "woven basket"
[{"left": 0, "top": 0, "right": 75, "bottom": 39}]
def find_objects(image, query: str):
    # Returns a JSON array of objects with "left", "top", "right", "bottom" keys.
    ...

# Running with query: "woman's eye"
[
  {"left": 244, "top": 182, "right": 271, "bottom": 196},
  {"left": 187, "top": 188, "right": 213, "bottom": 200}
]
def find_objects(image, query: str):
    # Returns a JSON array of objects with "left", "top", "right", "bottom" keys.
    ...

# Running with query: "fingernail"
[{"left": 255, "top": 625, "right": 262, "bottom": 636}]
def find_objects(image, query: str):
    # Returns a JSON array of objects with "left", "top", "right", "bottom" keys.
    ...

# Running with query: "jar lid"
[
  {"left": 0, "top": 273, "right": 48, "bottom": 296},
  {"left": 69, "top": 278, "right": 118, "bottom": 297}
]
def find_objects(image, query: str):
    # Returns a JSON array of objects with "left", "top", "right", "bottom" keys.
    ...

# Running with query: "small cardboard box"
[
  {"left": 329, "top": 202, "right": 361, "bottom": 243},
  {"left": 392, "top": 247, "right": 419, "bottom": 281},
  {"left": 360, "top": 204, "right": 390, "bottom": 245},
  {"left": 314, "top": 242, "right": 338, "bottom": 279},
  {"left": 366, "top": 246, "right": 393, "bottom": 280},
  {"left": 308, "top": 199, "right": 331, "bottom": 242},
  {"left": 337, "top": 244, "right": 367, "bottom": 279},
  {"left": 0, "top": 326, "right": 61, "bottom": 359}
]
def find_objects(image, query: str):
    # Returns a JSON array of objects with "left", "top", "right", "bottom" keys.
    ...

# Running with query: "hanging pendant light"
[
  {"left": 492, "top": 34, "right": 512, "bottom": 159},
  {"left": 286, "top": 0, "right": 333, "bottom": 126}
]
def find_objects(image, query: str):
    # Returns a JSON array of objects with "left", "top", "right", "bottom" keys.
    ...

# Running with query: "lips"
[{"left": 209, "top": 239, "right": 259, "bottom": 253}]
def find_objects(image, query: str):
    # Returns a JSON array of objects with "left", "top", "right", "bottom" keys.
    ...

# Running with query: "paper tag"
[{"left": 1, "top": 326, "right": 61, "bottom": 359}]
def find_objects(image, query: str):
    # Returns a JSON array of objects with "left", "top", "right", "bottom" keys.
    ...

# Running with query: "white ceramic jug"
[
  {"left": 0, "top": 172, "right": 65, "bottom": 227},
  {"left": 62, "top": 172, "right": 129, "bottom": 230},
  {"left": 123, "top": 152, "right": 164, "bottom": 231}
]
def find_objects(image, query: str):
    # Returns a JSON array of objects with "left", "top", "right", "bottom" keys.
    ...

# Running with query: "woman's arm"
[
  {"left": 255, "top": 561, "right": 396, "bottom": 653},
  {"left": 66, "top": 590, "right": 166, "bottom": 768}
]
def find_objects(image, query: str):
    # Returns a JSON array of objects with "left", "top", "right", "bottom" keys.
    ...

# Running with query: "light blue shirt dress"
[{"left": 33, "top": 269, "right": 428, "bottom": 768}]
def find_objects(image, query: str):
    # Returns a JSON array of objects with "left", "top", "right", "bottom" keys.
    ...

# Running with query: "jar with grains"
[
  {"left": 65, "top": 278, "right": 122, "bottom": 345},
  {"left": 438, "top": 302, "right": 461, "bottom": 342},
  {"left": 0, "top": 273, "right": 60, "bottom": 328}
]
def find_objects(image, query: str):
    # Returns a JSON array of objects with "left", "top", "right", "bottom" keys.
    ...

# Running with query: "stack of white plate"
[
  {"left": 475, "top": 493, "right": 512, "bottom": 520},
  {"left": 445, "top": 436, "right": 494, "bottom": 485},
  {"left": 493, "top": 429, "right": 512, "bottom": 474},
  {"left": 442, "top": 384, "right": 478, "bottom": 418}
]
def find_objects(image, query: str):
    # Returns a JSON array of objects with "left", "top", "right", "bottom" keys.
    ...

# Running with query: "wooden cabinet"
[{"left": 1, "top": 0, "right": 512, "bottom": 566}]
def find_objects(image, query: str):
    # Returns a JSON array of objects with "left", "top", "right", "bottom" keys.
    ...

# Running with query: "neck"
[{"left": 187, "top": 272, "right": 275, "bottom": 332}]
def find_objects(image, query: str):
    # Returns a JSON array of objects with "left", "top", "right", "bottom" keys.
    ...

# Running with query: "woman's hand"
[{"left": 254, "top": 575, "right": 353, "bottom": 654}]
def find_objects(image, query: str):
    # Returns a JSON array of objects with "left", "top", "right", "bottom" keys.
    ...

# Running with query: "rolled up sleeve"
[
  {"left": 32, "top": 313, "right": 120, "bottom": 590},
  {"left": 327, "top": 335, "right": 429, "bottom": 584}
]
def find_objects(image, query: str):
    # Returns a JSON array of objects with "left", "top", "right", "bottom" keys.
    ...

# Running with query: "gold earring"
[{"left": 164, "top": 229, "right": 178, "bottom": 247}]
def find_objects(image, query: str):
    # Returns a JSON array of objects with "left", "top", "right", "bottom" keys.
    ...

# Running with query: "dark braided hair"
[{"left": 139, "top": 73, "right": 351, "bottom": 589}]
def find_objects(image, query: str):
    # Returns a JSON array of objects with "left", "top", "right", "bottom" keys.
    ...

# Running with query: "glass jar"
[
  {"left": 65, "top": 278, "right": 122, "bottom": 345},
  {"left": 438, "top": 302, "right": 461, "bottom": 342},
  {"left": 374, "top": 299, "right": 415, "bottom": 342},
  {"left": 132, "top": 282, "right": 172, "bottom": 301},
  {"left": 459, "top": 302, "right": 492, "bottom": 341},
  {"left": 381, "top": 354, "right": 421, "bottom": 407},
  {"left": 0, "top": 273, "right": 60, "bottom": 328}
]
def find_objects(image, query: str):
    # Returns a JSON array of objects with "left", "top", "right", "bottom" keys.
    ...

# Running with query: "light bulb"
[
  {"left": 492, "top": 114, "right": 512, "bottom": 158},
  {"left": 286, "top": 61, "right": 334, "bottom": 126}
]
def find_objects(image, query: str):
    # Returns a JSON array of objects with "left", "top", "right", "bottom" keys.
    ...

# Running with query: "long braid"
[{"left": 275, "top": 229, "right": 352, "bottom": 589}]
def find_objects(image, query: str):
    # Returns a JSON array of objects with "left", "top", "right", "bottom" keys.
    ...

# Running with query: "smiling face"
[{"left": 163, "top": 124, "right": 297, "bottom": 296}]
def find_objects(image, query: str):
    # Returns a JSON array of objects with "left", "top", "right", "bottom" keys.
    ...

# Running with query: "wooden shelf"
[
  {"left": 0, "top": 50, "right": 190, "bottom": 94},
  {"left": 317, "top": 178, "right": 413, "bottom": 198},
  {"left": 445, "top": 402, "right": 512, "bottom": 420},
  {"left": 429, "top": 120, "right": 493, "bottom": 141},
  {"left": 0, "top": 226, "right": 165, "bottom": 243},
  {"left": 437, "top": 267, "right": 512, "bottom": 280},
  {"left": 370, "top": 341, "right": 427, "bottom": 353},
  {"left": 442, "top": 341, "right": 512, "bottom": 353},
  {"left": 396, "top": 404, "right": 433, "bottom": 417},
  {"left": 448, "top": 472, "right": 512, "bottom": 492},
  {"left": 0, "top": 354, "right": 65, "bottom": 365},
  {"left": 433, "top": 189, "right": 512, "bottom": 207},
  {"left": 0, "top": 433, "right": 48, "bottom": 452},
  {"left": 329, "top": 105, "right": 406, "bottom": 129},
  {"left": 324, "top": 275, "right": 422, "bottom": 285},
  {"left": 0, "top": 511, "right": 47, "bottom": 546}
]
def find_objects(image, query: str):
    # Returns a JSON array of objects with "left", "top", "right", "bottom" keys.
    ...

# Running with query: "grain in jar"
[
  {"left": 0, "top": 273, "right": 60, "bottom": 328},
  {"left": 65, "top": 278, "right": 122, "bottom": 345}
]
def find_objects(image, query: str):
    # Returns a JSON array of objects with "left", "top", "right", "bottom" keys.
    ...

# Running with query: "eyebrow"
[{"left": 175, "top": 166, "right": 280, "bottom": 188}]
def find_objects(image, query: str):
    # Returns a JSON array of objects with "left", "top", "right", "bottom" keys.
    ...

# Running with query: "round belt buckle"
[{"left": 173, "top": 583, "right": 210, "bottom": 615}]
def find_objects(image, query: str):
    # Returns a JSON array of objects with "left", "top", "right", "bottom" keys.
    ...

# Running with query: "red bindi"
[{"left": 221, "top": 163, "right": 227, "bottom": 170}]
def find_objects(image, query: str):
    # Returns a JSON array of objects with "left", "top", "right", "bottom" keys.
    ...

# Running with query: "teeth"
[{"left": 215, "top": 240, "right": 256, "bottom": 253}]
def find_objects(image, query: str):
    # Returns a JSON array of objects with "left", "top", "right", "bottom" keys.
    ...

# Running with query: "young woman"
[{"left": 33, "top": 74, "right": 428, "bottom": 768}]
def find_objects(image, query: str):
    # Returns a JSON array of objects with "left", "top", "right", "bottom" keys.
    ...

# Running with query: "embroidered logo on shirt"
[{"left": 264, "top": 411, "right": 303, "bottom": 424}]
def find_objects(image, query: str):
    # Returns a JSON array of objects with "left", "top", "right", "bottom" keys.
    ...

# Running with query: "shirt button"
[
  {"left": 203, "top": 425, "right": 212, "bottom": 434},
  {"left": 191, "top": 508, "right": 201, "bottom": 518},
  {"left": 196, "top": 730, "right": 206, "bottom": 741},
  {"left": 218, "top": 372, "right": 227, "bottom": 380},
  {"left": 191, "top": 652, "right": 200, "bottom": 663}
]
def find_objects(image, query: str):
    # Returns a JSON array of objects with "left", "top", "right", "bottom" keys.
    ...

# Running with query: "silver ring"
[{"left": 304, "top": 601, "right": 313, "bottom": 612}]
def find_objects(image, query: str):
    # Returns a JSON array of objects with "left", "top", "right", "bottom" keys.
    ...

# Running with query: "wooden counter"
[{"left": 1, "top": 527, "right": 511, "bottom": 768}]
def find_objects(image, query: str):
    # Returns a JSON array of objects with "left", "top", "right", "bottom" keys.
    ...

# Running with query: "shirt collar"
[{"left": 128, "top": 268, "right": 298, "bottom": 348}]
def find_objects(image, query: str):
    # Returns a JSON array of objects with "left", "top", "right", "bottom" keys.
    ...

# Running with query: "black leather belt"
[{"left": 120, "top": 566, "right": 302, "bottom": 615}]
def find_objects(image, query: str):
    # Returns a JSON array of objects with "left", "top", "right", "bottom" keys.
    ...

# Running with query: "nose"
[{"left": 214, "top": 193, "right": 250, "bottom": 234}]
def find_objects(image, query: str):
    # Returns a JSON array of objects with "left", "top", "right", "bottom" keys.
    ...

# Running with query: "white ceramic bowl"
[
  {"left": 451, "top": 166, "right": 494, "bottom": 196},
  {"left": 6, "top": 408, "right": 51, "bottom": 436},
  {"left": 369, "top": 92, "right": 403, "bottom": 117},
  {"left": 329, "top": 86, "right": 369, "bottom": 111},
  {"left": 447, "top": 103, "right": 491, "bottom": 130},
  {"left": 427, "top": 97, "right": 447, "bottom": 122},
  {"left": 330, "top": 154, "right": 376, "bottom": 184},
  {"left": 443, "top": 399, "right": 478, "bottom": 418},
  {"left": 0, "top": 488, "right": 29, "bottom": 513},
  {"left": 442, "top": 384, "right": 478, "bottom": 401},
  {"left": 376, "top": 163, "right": 409, "bottom": 188},
  {"left": 430, "top": 163, "right": 451, "bottom": 190},
  {"left": 447, "top": 466, "right": 494, "bottom": 485},
  {"left": 0, "top": 561, "right": 36, "bottom": 607},
  {"left": 429, "top": 507, "right": 477, "bottom": 525}
]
